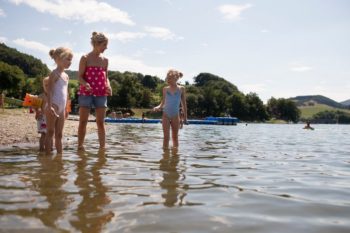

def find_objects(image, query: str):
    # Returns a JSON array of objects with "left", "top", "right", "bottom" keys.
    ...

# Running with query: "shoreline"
[{"left": 0, "top": 108, "right": 99, "bottom": 150}]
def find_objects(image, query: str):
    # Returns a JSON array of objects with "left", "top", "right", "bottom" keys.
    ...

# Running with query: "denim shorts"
[{"left": 78, "top": 95, "right": 107, "bottom": 108}]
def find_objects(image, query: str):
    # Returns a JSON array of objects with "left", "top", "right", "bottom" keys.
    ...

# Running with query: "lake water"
[{"left": 0, "top": 123, "right": 349, "bottom": 233}]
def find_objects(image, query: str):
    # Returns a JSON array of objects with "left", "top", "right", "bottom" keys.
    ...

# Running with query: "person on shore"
[
  {"left": 34, "top": 77, "right": 50, "bottom": 152},
  {"left": 0, "top": 92, "right": 5, "bottom": 111},
  {"left": 77, "top": 32, "right": 112, "bottom": 150},
  {"left": 45, "top": 47, "right": 73, "bottom": 155},
  {"left": 153, "top": 69, "right": 187, "bottom": 149}
]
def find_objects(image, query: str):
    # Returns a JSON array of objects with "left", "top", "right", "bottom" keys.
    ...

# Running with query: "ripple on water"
[{"left": 0, "top": 124, "right": 349, "bottom": 232}]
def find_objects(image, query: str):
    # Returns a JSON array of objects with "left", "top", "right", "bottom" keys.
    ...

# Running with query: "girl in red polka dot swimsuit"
[
  {"left": 79, "top": 66, "right": 108, "bottom": 96},
  {"left": 77, "top": 32, "right": 112, "bottom": 151}
]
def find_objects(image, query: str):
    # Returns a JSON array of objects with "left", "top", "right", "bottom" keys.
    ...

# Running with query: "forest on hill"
[{"left": 2, "top": 43, "right": 350, "bottom": 123}]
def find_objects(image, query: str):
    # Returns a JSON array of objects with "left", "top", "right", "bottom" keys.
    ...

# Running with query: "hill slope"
[
  {"left": 340, "top": 99, "right": 350, "bottom": 106},
  {"left": 290, "top": 95, "right": 344, "bottom": 109},
  {"left": 0, "top": 43, "right": 49, "bottom": 78}
]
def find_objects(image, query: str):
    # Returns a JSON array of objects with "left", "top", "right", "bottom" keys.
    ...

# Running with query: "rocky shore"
[{"left": 0, "top": 108, "right": 98, "bottom": 149}]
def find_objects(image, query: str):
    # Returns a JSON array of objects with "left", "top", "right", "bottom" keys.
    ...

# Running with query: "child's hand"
[
  {"left": 153, "top": 106, "right": 161, "bottom": 112},
  {"left": 46, "top": 106, "right": 59, "bottom": 118},
  {"left": 35, "top": 110, "right": 42, "bottom": 120},
  {"left": 83, "top": 83, "right": 92, "bottom": 93},
  {"left": 85, "top": 83, "right": 91, "bottom": 90},
  {"left": 106, "top": 85, "right": 112, "bottom": 96}
]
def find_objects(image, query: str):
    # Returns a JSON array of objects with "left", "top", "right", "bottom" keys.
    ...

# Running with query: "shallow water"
[{"left": 0, "top": 123, "right": 349, "bottom": 233}]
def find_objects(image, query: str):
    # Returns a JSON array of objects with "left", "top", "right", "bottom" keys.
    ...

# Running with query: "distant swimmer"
[{"left": 303, "top": 121, "right": 314, "bottom": 130}]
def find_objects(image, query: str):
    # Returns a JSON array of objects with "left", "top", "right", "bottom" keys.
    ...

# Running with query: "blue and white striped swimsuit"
[{"left": 163, "top": 88, "right": 181, "bottom": 118}]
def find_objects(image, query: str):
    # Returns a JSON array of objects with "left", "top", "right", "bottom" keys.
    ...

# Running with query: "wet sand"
[{"left": 0, "top": 108, "right": 98, "bottom": 148}]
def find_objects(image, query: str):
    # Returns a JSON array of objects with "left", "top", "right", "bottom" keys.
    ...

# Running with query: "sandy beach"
[{"left": 0, "top": 108, "right": 98, "bottom": 148}]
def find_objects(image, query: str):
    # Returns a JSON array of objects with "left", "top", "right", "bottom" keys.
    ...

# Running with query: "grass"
[
  {"left": 299, "top": 104, "right": 350, "bottom": 119},
  {"left": 266, "top": 119, "right": 288, "bottom": 124}
]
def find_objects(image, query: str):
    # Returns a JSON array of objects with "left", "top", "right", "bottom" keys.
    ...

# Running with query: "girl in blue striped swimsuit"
[{"left": 153, "top": 70, "right": 188, "bottom": 149}]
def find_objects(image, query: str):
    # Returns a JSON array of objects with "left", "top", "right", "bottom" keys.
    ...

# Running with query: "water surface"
[{"left": 0, "top": 123, "right": 349, "bottom": 232}]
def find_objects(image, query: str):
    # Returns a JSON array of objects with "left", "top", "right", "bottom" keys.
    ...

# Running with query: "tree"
[
  {"left": 227, "top": 92, "right": 248, "bottom": 119},
  {"left": 0, "top": 61, "right": 25, "bottom": 98},
  {"left": 245, "top": 92, "right": 268, "bottom": 121},
  {"left": 267, "top": 97, "right": 300, "bottom": 122},
  {"left": 142, "top": 75, "right": 158, "bottom": 90},
  {"left": 0, "top": 43, "right": 49, "bottom": 78}
]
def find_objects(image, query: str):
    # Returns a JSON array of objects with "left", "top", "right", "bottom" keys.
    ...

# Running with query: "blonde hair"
[
  {"left": 166, "top": 69, "right": 183, "bottom": 80},
  {"left": 91, "top": 31, "right": 108, "bottom": 46},
  {"left": 49, "top": 47, "right": 73, "bottom": 60},
  {"left": 42, "top": 76, "right": 49, "bottom": 93}
]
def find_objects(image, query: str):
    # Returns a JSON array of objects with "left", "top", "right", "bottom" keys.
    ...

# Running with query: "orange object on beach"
[
  {"left": 23, "top": 93, "right": 43, "bottom": 108},
  {"left": 66, "top": 99, "right": 72, "bottom": 113}
]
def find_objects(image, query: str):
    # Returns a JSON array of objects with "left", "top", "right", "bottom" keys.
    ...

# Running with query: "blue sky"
[{"left": 1, "top": 0, "right": 349, "bottom": 102}]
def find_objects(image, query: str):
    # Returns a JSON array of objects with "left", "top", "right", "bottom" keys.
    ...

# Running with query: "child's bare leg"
[
  {"left": 95, "top": 107, "right": 106, "bottom": 149},
  {"left": 162, "top": 114, "right": 171, "bottom": 149},
  {"left": 55, "top": 113, "right": 65, "bottom": 154},
  {"left": 39, "top": 133, "right": 46, "bottom": 152},
  {"left": 170, "top": 116, "right": 180, "bottom": 148},
  {"left": 45, "top": 115, "right": 56, "bottom": 155},
  {"left": 78, "top": 107, "right": 90, "bottom": 150}
]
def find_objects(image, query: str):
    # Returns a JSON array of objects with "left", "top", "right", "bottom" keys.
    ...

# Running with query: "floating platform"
[{"left": 105, "top": 117, "right": 239, "bottom": 125}]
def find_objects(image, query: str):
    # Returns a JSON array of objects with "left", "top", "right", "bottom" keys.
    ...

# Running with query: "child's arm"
[
  {"left": 34, "top": 93, "right": 45, "bottom": 120},
  {"left": 105, "top": 58, "right": 112, "bottom": 96},
  {"left": 78, "top": 55, "right": 91, "bottom": 91},
  {"left": 33, "top": 106, "right": 41, "bottom": 120},
  {"left": 181, "top": 86, "right": 188, "bottom": 123},
  {"left": 46, "top": 72, "right": 59, "bottom": 117},
  {"left": 153, "top": 87, "right": 166, "bottom": 112},
  {"left": 65, "top": 74, "right": 70, "bottom": 119}
]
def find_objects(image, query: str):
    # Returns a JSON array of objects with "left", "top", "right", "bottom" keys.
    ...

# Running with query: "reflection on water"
[
  {"left": 70, "top": 149, "right": 114, "bottom": 233},
  {"left": 0, "top": 124, "right": 350, "bottom": 233},
  {"left": 159, "top": 148, "right": 187, "bottom": 207},
  {"left": 34, "top": 155, "right": 70, "bottom": 229}
]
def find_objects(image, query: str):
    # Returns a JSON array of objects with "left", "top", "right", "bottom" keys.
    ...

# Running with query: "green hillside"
[
  {"left": 0, "top": 43, "right": 49, "bottom": 78},
  {"left": 290, "top": 95, "right": 344, "bottom": 109},
  {"left": 299, "top": 104, "right": 350, "bottom": 118}
]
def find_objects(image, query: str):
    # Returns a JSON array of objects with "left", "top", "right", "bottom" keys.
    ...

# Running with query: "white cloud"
[
  {"left": 218, "top": 4, "right": 253, "bottom": 21},
  {"left": 13, "top": 38, "right": 51, "bottom": 53},
  {"left": 108, "top": 31, "right": 146, "bottom": 43},
  {"left": 144, "top": 26, "right": 183, "bottom": 40},
  {"left": 108, "top": 27, "right": 183, "bottom": 43},
  {"left": 162, "top": 0, "right": 173, "bottom": 6},
  {"left": 154, "top": 50, "right": 166, "bottom": 55},
  {"left": 261, "top": 29, "right": 269, "bottom": 33},
  {"left": 0, "top": 8, "right": 6, "bottom": 17},
  {"left": 290, "top": 66, "right": 313, "bottom": 72},
  {"left": 0, "top": 36, "right": 8, "bottom": 43},
  {"left": 289, "top": 63, "right": 313, "bottom": 72},
  {"left": 41, "top": 27, "right": 50, "bottom": 31},
  {"left": 9, "top": 0, "right": 134, "bottom": 25},
  {"left": 240, "top": 83, "right": 267, "bottom": 94},
  {"left": 108, "top": 54, "right": 167, "bottom": 78}
]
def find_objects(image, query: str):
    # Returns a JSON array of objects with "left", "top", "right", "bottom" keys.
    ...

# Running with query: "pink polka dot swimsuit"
[{"left": 78, "top": 66, "right": 107, "bottom": 96}]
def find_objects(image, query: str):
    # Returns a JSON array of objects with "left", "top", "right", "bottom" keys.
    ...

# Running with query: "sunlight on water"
[{"left": 0, "top": 123, "right": 350, "bottom": 232}]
